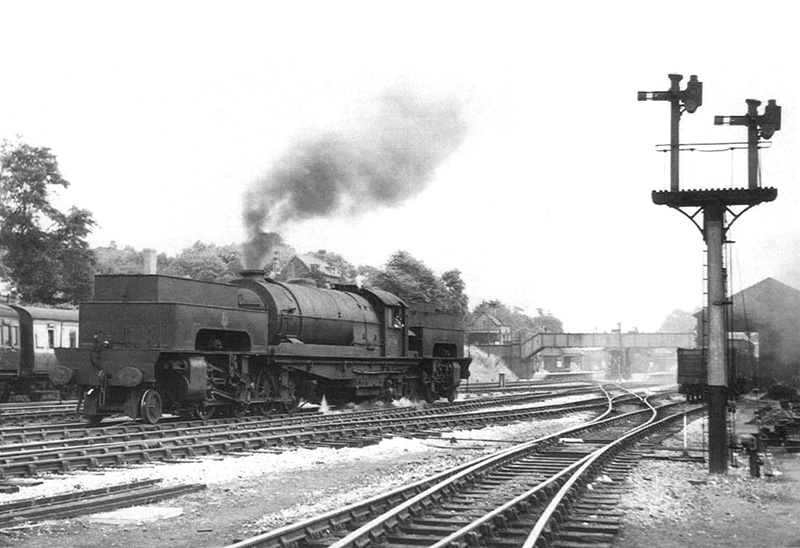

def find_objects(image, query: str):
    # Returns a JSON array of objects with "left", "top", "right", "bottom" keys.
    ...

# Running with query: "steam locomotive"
[
  {"left": 53, "top": 271, "right": 471, "bottom": 424},
  {"left": 0, "top": 304, "right": 79, "bottom": 401}
]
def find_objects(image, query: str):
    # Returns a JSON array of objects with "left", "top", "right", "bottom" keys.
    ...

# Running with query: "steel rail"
[
  {"left": 322, "top": 390, "right": 656, "bottom": 548},
  {"left": 224, "top": 386, "right": 626, "bottom": 548},
  {"left": 0, "top": 387, "right": 596, "bottom": 445},
  {"left": 428, "top": 388, "right": 657, "bottom": 548},
  {"left": 522, "top": 398, "right": 699, "bottom": 547},
  {"left": 0, "top": 393, "right": 617, "bottom": 458},
  {"left": 0, "top": 390, "right": 630, "bottom": 478}
]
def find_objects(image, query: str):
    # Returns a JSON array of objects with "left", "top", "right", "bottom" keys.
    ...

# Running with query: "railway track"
[
  {"left": 0, "top": 386, "right": 601, "bottom": 445},
  {"left": 0, "top": 401, "right": 79, "bottom": 423},
  {"left": 224, "top": 387, "right": 698, "bottom": 548},
  {"left": 0, "top": 387, "right": 638, "bottom": 479},
  {"left": 0, "top": 478, "right": 205, "bottom": 527}
]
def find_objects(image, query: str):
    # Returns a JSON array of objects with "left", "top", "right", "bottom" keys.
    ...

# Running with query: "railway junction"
[{"left": 0, "top": 382, "right": 796, "bottom": 548}]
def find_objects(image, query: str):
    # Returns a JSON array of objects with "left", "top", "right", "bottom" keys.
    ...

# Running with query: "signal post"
[{"left": 639, "top": 74, "right": 780, "bottom": 474}]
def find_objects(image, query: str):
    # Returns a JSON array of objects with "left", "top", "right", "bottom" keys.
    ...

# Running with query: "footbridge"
[
  {"left": 472, "top": 331, "right": 696, "bottom": 378},
  {"left": 521, "top": 332, "right": 696, "bottom": 359}
]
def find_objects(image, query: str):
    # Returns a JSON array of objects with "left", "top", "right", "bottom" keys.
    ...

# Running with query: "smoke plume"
[
  {"left": 241, "top": 231, "right": 284, "bottom": 272},
  {"left": 242, "top": 87, "right": 467, "bottom": 268}
]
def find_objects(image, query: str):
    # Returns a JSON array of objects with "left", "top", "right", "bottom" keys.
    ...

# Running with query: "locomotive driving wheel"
[
  {"left": 140, "top": 389, "right": 163, "bottom": 425},
  {"left": 233, "top": 402, "right": 250, "bottom": 418},
  {"left": 421, "top": 370, "right": 436, "bottom": 404},
  {"left": 252, "top": 369, "right": 278, "bottom": 417}
]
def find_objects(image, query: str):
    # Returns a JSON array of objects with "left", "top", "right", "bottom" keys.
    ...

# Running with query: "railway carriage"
[
  {"left": 0, "top": 304, "right": 79, "bottom": 401},
  {"left": 54, "top": 272, "right": 471, "bottom": 424}
]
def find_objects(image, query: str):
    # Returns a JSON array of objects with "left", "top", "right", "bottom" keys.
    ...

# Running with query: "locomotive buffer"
[{"left": 640, "top": 74, "right": 781, "bottom": 474}]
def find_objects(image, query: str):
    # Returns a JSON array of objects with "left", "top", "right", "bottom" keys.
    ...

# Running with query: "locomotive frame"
[{"left": 54, "top": 272, "right": 471, "bottom": 424}]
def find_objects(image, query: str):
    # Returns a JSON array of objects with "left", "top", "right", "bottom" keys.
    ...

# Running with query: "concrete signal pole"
[{"left": 639, "top": 75, "right": 780, "bottom": 474}]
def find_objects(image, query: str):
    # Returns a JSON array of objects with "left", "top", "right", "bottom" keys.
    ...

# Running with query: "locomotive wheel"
[
  {"left": 421, "top": 371, "right": 436, "bottom": 404},
  {"left": 446, "top": 388, "right": 457, "bottom": 403},
  {"left": 194, "top": 402, "right": 216, "bottom": 420},
  {"left": 140, "top": 389, "right": 163, "bottom": 425},
  {"left": 277, "top": 399, "right": 300, "bottom": 414},
  {"left": 252, "top": 403, "right": 272, "bottom": 417},
  {"left": 233, "top": 403, "right": 250, "bottom": 418}
]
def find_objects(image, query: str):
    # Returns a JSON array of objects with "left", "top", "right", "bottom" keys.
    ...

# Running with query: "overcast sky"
[{"left": 1, "top": 1, "right": 797, "bottom": 332}]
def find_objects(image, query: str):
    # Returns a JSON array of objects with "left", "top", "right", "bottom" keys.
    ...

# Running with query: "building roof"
[
  {"left": 469, "top": 313, "right": 506, "bottom": 329},
  {"left": 728, "top": 277, "right": 800, "bottom": 331},
  {"left": 694, "top": 277, "right": 800, "bottom": 332},
  {"left": 289, "top": 254, "right": 341, "bottom": 280}
]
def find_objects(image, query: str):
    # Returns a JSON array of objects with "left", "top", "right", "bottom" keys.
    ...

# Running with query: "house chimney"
[{"left": 142, "top": 249, "right": 157, "bottom": 275}]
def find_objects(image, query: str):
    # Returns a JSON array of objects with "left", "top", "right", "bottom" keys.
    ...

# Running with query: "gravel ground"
[
  {"left": 616, "top": 398, "right": 800, "bottom": 548},
  {"left": 2, "top": 395, "right": 798, "bottom": 548}
]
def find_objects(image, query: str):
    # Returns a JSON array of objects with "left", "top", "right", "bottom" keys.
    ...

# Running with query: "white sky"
[{"left": 1, "top": 1, "right": 798, "bottom": 332}]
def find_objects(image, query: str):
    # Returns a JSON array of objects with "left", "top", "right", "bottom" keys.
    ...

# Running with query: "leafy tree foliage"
[
  {"left": 471, "top": 300, "right": 563, "bottom": 342},
  {"left": 160, "top": 242, "right": 244, "bottom": 282},
  {"left": 441, "top": 269, "right": 469, "bottom": 319},
  {"left": 94, "top": 240, "right": 301, "bottom": 284},
  {"left": 360, "top": 251, "right": 468, "bottom": 319},
  {"left": 657, "top": 309, "right": 698, "bottom": 333},
  {"left": 94, "top": 244, "right": 151, "bottom": 275},
  {"left": 0, "top": 140, "right": 95, "bottom": 304}
]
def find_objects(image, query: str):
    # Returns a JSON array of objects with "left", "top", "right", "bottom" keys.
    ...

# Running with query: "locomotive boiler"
[{"left": 53, "top": 271, "right": 471, "bottom": 424}]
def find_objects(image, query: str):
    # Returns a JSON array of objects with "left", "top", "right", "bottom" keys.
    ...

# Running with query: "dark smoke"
[
  {"left": 242, "top": 87, "right": 467, "bottom": 268},
  {"left": 242, "top": 231, "right": 284, "bottom": 271}
]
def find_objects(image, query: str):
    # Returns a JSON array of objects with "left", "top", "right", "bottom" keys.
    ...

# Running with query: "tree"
[
  {"left": 472, "top": 300, "right": 563, "bottom": 341},
  {"left": 657, "top": 309, "right": 698, "bottom": 333},
  {"left": 441, "top": 269, "right": 469, "bottom": 319},
  {"left": 360, "top": 251, "right": 468, "bottom": 320},
  {"left": 159, "top": 241, "right": 244, "bottom": 282},
  {"left": 0, "top": 140, "right": 95, "bottom": 304},
  {"left": 95, "top": 244, "right": 150, "bottom": 275}
]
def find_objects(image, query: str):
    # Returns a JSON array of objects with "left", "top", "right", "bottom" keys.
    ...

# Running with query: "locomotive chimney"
[
  {"left": 142, "top": 249, "right": 157, "bottom": 275},
  {"left": 239, "top": 269, "right": 266, "bottom": 280}
]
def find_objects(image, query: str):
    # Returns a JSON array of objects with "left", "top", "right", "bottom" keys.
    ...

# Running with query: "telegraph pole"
[{"left": 639, "top": 75, "right": 780, "bottom": 474}]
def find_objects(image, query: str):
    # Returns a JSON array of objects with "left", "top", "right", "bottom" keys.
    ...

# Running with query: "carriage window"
[
  {"left": 48, "top": 329, "right": 55, "bottom": 348},
  {"left": 11, "top": 326, "right": 18, "bottom": 347},
  {"left": 1, "top": 325, "right": 9, "bottom": 346},
  {"left": 69, "top": 330, "right": 77, "bottom": 348},
  {"left": 35, "top": 333, "right": 44, "bottom": 348}
]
